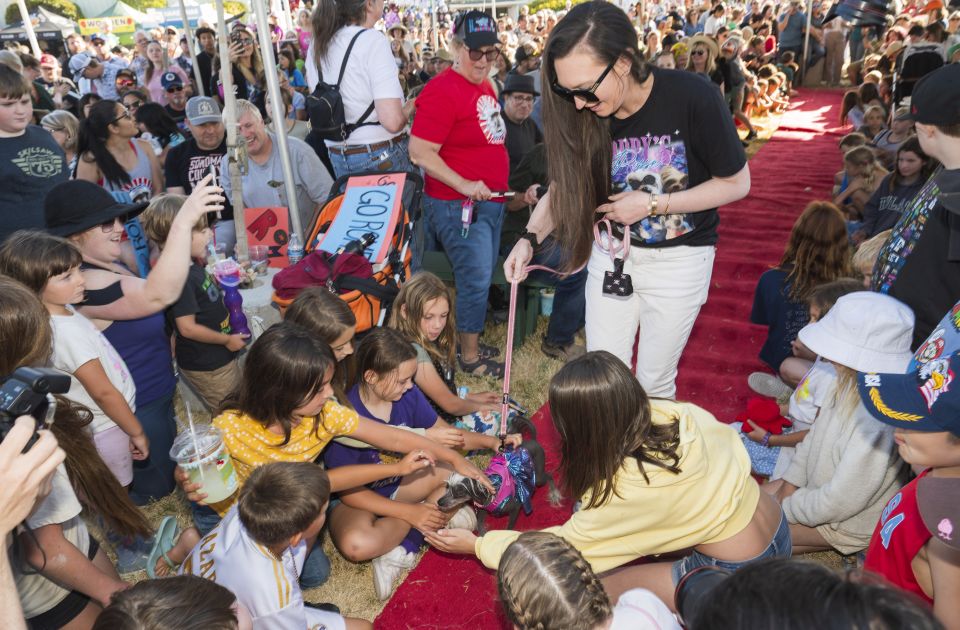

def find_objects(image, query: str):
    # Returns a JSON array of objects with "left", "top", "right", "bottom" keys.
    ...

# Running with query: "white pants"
[{"left": 585, "top": 241, "right": 716, "bottom": 399}]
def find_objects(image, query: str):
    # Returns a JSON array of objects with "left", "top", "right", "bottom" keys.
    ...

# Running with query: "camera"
[{"left": 0, "top": 367, "right": 71, "bottom": 450}]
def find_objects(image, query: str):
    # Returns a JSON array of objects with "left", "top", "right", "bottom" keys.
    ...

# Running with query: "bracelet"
[
  {"left": 519, "top": 231, "right": 539, "bottom": 248},
  {"left": 761, "top": 431, "right": 772, "bottom": 447},
  {"left": 663, "top": 192, "right": 672, "bottom": 216},
  {"left": 648, "top": 192, "right": 659, "bottom": 216}
]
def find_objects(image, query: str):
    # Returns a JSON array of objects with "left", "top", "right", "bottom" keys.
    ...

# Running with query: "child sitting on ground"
[
  {"left": 140, "top": 195, "right": 247, "bottom": 411},
  {"left": 833, "top": 146, "right": 889, "bottom": 224},
  {"left": 763, "top": 292, "right": 912, "bottom": 556},
  {"left": 324, "top": 328, "right": 519, "bottom": 600},
  {"left": 181, "top": 462, "right": 371, "bottom": 630},
  {"left": 284, "top": 287, "right": 357, "bottom": 403},
  {"left": 498, "top": 531, "right": 679, "bottom": 629},
  {"left": 739, "top": 279, "right": 863, "bottom": 478},
  {"left": 859, "top": 301, "right": 960, "bottom": 629},
  {"left": 388, "top": 272, "right": 503, "bottom": 434},
  {"left": 853, "top": 229, "right": 892, "bottom": 287},
  {"left": 748, "top": 202, "right": 852, "bottom": 399}
]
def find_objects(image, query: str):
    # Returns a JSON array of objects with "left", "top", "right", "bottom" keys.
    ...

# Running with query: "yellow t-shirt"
[
  {"left": 210, "top": 400, "right": 359, "bottom": 514},
  {"left": 475, "top": 399, "right": 761, "bottom": 573}
]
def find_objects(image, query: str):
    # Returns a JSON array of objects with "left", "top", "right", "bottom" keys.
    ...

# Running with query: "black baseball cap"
[
  {"left": 904, "top": 64, "right": 960, "bottom": 126},
  {"left": 455, "top": 10, "right": 498, "bottom": 49}
]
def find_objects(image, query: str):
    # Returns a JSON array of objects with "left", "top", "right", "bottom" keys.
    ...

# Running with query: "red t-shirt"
[
  {"left": 411, "top": 68, "right": 509, "bottom": 200},
  {"left": 864, "top": 470, "right": 934, "bottom": 605}
]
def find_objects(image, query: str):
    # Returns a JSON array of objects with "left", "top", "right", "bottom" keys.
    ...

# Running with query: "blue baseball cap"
[{"left": 858, "top": 300, "right": 960, "bottom": 435}]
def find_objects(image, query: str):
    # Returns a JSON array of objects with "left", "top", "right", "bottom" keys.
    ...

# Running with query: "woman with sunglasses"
[
  {"left": 44, "top": 176, "right": 224, "bottom": 505},
  {"left": 408, "top": 10, "right": 509, "bottom": 377},
  {"left": 76, "top": 100, "right": 163, "bottom": 204},
  {"left": 685, "top": 34, "right": 724, "bottom": 89},
  {"left": 305, "top": 0, "right": 415, "bottom": 178},
  {"left": 504, "top": 1, "right": 750, "bottom": 400},
  {"left": 142, "top": 40, "right": 189, "bottom": 107},
  {"left": 211, "top": 27, "right": 264, "bottom": 105}
]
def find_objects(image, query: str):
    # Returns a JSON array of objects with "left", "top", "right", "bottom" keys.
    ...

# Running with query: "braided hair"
[{"left": 498, "top": 532, "right": 612, "bottom": 630}]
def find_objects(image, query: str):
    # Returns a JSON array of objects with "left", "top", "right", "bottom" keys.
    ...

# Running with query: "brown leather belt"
[{"left": 328, "top": 133, "right": 408, "bottom": 156}]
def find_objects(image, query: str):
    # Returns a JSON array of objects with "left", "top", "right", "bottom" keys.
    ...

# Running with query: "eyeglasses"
[
  {"left": 550, "top": 58, "right": 617, "bottom": 104},
  {"left": 468, "top": 47, "right": 500, "bottom": 62},
  {"left": 110, "top": 110, "right": 131, "bottom": 124},
  {"left": 165, "top": 85, "right": 184, "bottom": 93},
  {"left": 100, "top": 215, "right": 126, "bottom": 232},
  {"left": 510, "top": 94, "right": 535, "bottom": 104}
]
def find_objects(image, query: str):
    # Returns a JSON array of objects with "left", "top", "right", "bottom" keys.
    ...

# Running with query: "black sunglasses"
[
  {"left": 468, "top": 47, "right": 500, "bottom": 62},
  {"left": 550, "top": 58, "right": 617, "bottom": 103},
  {"left": 691, "top": 49, "right": 707, "bottom": 56},
  {"left": 99, "top": 214, "right": 128, "bottom": 232},
  {"left": 165, "top": 85, "right": 184, "bottom": 93}
]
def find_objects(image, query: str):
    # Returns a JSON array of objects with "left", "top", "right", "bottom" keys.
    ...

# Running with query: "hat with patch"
[
  {"left": 90, "top": 33, "right": 106, "bottom": 43},
  {"left": 39, "top": 54, "right": 58, "bottom": 68},
  {"left": 858, "top": 300, "right": 960, "bottom": 435},
  {"left": 454, "top": 10, "right": 499, "bottom": 50},
  {"left": 917, "top": 475, "right": 960, "bottom": 551},
  {"left": 185, "top": 96, "right": 221, "bottom": 125},
  {"left": 68, "top": 52, "right": 95, "bottom": 77},
  {"left": 161, "top": 71, "right": 184, "bottom": 90},
  {"left": 903, "top": 64, "right": 960, "bottom": 126}
]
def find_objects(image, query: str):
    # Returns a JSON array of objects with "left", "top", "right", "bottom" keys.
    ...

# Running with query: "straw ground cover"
[{"left": 112, "top": 107, "right": 815, "bottom": 622}]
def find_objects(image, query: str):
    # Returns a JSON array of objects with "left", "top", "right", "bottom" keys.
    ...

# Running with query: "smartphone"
[{"left": 208, "top": 163, "right": 218, "bottom": 188}]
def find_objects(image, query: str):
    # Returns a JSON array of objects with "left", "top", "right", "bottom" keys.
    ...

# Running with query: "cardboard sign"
[
  {"left": 316, "top": 173, "right": 406, "bottom": 263},
  {"left": 78, "top": 17, "right": 136, "bottom": 35},
  {"left": 244, "top": 207, "right": 290, "bottom": 268}
]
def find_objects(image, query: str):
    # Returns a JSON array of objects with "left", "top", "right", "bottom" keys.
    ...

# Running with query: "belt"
[{"left": 328, "top": 133, "right": 408, "bottom": 157}]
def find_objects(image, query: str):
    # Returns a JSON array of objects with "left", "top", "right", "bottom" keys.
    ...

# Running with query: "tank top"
[
  {"left": 864, "top": 470, "right": 934, "bottom": 605},
  {"left": 99, "top": 140, "right": 154, "bottom": 204},
  {"left": 80, "top": 261, "right": 176, "bottom": 406}
]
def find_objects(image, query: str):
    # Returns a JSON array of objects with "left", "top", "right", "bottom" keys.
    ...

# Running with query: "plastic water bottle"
[{"left": 287, "top": 232, "right": 304, "bottom": 266}]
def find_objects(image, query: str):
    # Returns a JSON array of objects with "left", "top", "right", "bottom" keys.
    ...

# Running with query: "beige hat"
[
  {"left": 433, "top": 48, "right": 454, "bottom": 63},
  {"left": 687, "top": 34, "right": 719, "bottom": 58}
]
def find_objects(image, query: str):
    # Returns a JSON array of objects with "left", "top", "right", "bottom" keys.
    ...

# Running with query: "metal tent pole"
[
  {"left": 15, "top": 0, "right": 42, "bottom": 58},
  {"left": 178, "top": 0, "right": 205, "bottom": 96},
  {"left": 251, "top": 0, "right": 303, "bottom": 238},
  {"left": 801, "top": 0, "right": 813, "bottom": 84},
  {"left": 214, "top": 0, "right": 249, "bottom": 259}
]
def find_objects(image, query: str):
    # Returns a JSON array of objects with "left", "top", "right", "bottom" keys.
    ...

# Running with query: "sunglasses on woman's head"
[
  {"left": 468, "top": 47, "right": 500, "bottom": 62},
  {"left": 550, "top": 58, "right": 617, "bottom": 104}
]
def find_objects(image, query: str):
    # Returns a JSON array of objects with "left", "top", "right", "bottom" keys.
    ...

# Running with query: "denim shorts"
[{"left": 671, "top": 508, "right": 792, "bottom": 584}]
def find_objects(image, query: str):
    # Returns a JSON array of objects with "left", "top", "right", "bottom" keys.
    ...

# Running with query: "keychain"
[
  {"left": 461, "top": 199, "right": 474, "bottom": 238},
  {"left": 594, "top": 219, "right": 633, "bottom": 296}
]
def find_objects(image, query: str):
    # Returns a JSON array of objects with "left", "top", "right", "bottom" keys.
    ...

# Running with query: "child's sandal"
[
  {"left": 458, "top": 342, "right": 501, "bottom": 360},
  {"left": 458, "top": 355, "right": 504, "bottom": 378}
]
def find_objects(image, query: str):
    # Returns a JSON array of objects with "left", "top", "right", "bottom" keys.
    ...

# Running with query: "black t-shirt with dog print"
[{"left": 608, "top": 66, "right": 747, "bottom": 248}]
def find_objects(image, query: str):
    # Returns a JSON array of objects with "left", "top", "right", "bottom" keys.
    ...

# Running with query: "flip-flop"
[{"left": 146, "top": 516, "right": 179, "bottom": 579}]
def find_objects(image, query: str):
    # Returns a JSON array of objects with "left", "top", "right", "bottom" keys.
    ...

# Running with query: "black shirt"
[
  {"left": 196, "top": 51, "right": 214, "bottom": 98},
  {"left": 168, "top": 263, "right": 236, "bottom": 371},
  {"left": 503, "top": 114, "right": 543, "bottom": 173},
  {"left": 164, "top": 104, "right": 187, "bottom": 128},
  {"left": 0, "top": 126, "right": 68, "bottom": 242},
  {"left": 164, "top": 138, "right": 234, "bottom": 221},
  {"left": 608, "top": 67, "right": 747, "bottom": 248}
]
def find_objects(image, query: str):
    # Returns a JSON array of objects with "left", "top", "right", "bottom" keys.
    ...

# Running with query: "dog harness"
[{"left": 479, "top": 448, "right": 536, "bottom": 517}]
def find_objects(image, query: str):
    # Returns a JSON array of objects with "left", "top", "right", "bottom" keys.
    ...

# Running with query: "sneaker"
[
  {"left": 747, "top": 372, "right": 794, "bottom": 402},
  {"left": 541, "top": 339, "right": 586, "bottom": 362},
  {"left": 446, "top": 505, "right": 478, "bottom": 531},
  {"left": 372, "top": 545, "right": 417, "bottom": 601}
]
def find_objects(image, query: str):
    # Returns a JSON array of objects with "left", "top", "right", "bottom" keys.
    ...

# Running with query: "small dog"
[{"left": 438, "top": 438, "right": 561, "bottom": 533}]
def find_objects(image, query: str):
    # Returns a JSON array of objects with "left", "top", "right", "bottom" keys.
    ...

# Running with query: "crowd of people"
[{"left": 1, "top": 0, "right": 959, "bottom": 628}]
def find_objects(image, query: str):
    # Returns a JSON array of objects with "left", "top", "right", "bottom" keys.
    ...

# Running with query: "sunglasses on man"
[
  {"left": 166, "top": 85, "right": 184, "bottom": 93},
  {"left": 550, "top": 58, "right": 616, "bottom": 104}
]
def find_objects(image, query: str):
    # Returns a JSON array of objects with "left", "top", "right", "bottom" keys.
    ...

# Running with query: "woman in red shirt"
[{"left": 409, "top": 10, "right": 509, "bottom": 377}]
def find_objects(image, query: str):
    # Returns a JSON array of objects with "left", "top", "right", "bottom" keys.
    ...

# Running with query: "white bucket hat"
[{"left": 798, "top": 292, "right": 915, "bottom": 373}]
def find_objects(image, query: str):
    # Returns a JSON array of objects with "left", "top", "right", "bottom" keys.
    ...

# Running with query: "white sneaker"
[
  {"left": 446, "top": 505, "right": 478, "bottom": 531},
  {"left": 372, "top": 545, "right": 417, "bottom": 601},
  {"left": 747, "top": 372, "right": 794, "bottom": 402}
]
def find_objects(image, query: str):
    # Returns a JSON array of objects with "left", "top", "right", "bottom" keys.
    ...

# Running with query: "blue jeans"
[
  {"left": 328, "top": 137, "right": 413, "bottom": 179},
  {"left": 671, "top": 509, "right": 792, "bottom": 583},
  {"left": 190, "top": 501, "right": 331, "bottom": 587},
  {"left": 528, "top": 238, "right": 587, "bottom": 347},
  {"left": 416, "top": 195, "right": 505, "bottom": 333},
  {"left": 129, "top": 392, "right": 178, "bottom": 504}
]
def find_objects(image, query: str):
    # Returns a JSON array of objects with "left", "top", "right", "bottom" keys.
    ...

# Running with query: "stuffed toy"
[{"left": 735, "top": 397, "right": 793, "bottom": 435}]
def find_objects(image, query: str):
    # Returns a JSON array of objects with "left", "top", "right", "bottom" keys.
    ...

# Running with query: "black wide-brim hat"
[{"left": 45, "top": 180, "right": 149, "bottom": 238}]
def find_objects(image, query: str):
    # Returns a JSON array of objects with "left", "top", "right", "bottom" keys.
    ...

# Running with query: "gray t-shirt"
[
  {"left": 0, "top": 125, "right": 67, "bottom": 242},
  {"left": 221, "top": 133, "right": 332, "bottom": 234}
]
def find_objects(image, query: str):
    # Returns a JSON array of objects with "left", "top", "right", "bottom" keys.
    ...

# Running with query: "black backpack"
[{"left": 307, "top": 29, "right": 377, "bottom": 142}]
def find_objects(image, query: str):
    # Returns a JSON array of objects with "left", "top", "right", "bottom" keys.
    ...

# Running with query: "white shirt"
[
  {"left": 50, "top": 306, "right": 136, "bottom": 433},
  {"left": 305, "top": 25, "right": 405, "bottom": 146},
  {"left": 773, "top": 357, "right": 837, "bottom": 480},
  {"left": 610, "top": 588, "right": 682, "bottom": 629},
  {"left": 703, "top": 15, "right": 724, "bottom": 36},
  {"left": 180, "top": 506, "right": 344, "bottom": 630}
]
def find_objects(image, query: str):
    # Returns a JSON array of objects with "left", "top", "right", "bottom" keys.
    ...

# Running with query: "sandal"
[
  {"left": 147, "top": 516, "right": 179, "bottom": 579},
  {"left": 458, "top": 354, "right": 504, "bottom": 378},
  {"left": 458, "top": 342, "right": 501, "bottom": 360}
]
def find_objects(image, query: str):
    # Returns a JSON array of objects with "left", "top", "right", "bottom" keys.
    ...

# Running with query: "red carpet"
[{"left": 374, "top": 89, "right": 844, "bottom": 629}]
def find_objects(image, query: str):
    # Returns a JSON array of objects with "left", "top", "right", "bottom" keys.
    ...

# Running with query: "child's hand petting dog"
[
  {"left": 404, "top": 502, "right": 447, "bottom": 533},
  {"left": 397, "top": 449, "right": 435, "bottom": 475},
  {"left": 425, "top": 528, "right": 479, "bottom": 555},
  {"left": 426, "top": 425, "right": 466, "bottom": 449},
  {"left": 502, "top": 433, "right": 523, "bottom": 449}
]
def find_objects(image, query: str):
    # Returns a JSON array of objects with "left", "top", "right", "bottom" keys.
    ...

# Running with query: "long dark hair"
[
  {"left": 77, "top": 99, "right": 131, "bottom": 187},
  {"left": 219, "top": 322, "right": 336, "bottom": 445},
  {"left": 352, "top": 327, "right": 417, "bottom": 389},
  {"left": 548, "top": 351, "right": 680, "bottom": 508},
  {"left": 135, "top": 102, "right": 181, "bottom": 144},
  {"left": 311, "top": 0, "right": 366, "bottom": 66},
  {"left": 889, "top": 136, "right": 934, "bottom": 192},
  {"left": 542, "top": 1, "right": 650, "bottom": 270}
]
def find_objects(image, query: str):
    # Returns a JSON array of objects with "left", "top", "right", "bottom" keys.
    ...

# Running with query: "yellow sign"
[{"left": 78, "top": 17, "right": 136, "bottom": 35}]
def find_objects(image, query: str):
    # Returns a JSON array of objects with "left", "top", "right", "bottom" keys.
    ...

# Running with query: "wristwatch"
[{"left": 519, "top": 231, "right": 539, "bottom": 248}]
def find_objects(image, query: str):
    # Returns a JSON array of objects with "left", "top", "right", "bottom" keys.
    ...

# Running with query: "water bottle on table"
[{"left": 287, "top": 231, "right": 304, "bottom": 266}]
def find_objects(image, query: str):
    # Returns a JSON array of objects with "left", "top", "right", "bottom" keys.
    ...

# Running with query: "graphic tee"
[
  {"left": 412, "top": 68, "right": 509, "bottom": 200},
  {"left": 0, "top": 126, "right": 67, "bottom": 241},
  {"left": 608, "top": 67, "right": 746, "bottom": 248},
  {"left": 164, "top": 138, "right": 234, "bottom": 221},
  {"left": 168, "top": 263, "right": 236, "bottom": 371}
]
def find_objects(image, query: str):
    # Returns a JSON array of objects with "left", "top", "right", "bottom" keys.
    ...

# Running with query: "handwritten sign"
[
  {"left": 245, "top": 207, "right": 290, "bottom": 268},
  {"left": 317, "top": 173, "right": 406, "bottom": 263},
  {"left": 78, "top": 17, "right": 136, "bottom": 35}
]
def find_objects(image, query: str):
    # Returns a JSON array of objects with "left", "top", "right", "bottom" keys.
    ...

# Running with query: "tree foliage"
[{"left": 5, "top": 0, "right": 82, "bottom": 25}]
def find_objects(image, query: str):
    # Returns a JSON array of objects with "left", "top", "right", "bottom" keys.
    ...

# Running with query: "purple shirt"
[{"left": 324, "top": 384, "right": 437, "bottom": 497}]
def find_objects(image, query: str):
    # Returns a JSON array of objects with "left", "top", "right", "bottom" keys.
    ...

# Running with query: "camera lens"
[{"left": 675, "top": 566, "right": 733, "bottom": 626}]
